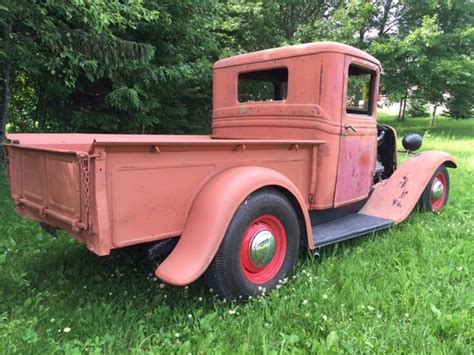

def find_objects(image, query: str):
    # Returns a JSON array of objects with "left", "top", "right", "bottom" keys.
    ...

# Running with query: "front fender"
[
  {"left": 155, "top": 166, "right": 312, "bottom": 286},
  {"left": 360, "top": 151, "right": 456, "bottom": 223}
]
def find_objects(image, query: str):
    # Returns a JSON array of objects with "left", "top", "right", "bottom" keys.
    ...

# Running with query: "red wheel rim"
[
  {"left": 240, "top": 215, "right": 287, "bottom": 284},
  {"left": 430, "top": 172, "right": 447, "bottom": 212}
]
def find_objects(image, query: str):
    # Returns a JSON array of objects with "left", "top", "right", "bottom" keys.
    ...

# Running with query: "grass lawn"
[{"left": 0, "top": 115, "right": 473, "bottom": 353}]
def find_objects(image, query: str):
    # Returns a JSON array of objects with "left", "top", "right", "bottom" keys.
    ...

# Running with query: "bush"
[
  {"left": 444, "top": 94, "right": 473, "bottom": 119},
  {"left": 407, "top": 98, "right": 429, "bottom": 118}
]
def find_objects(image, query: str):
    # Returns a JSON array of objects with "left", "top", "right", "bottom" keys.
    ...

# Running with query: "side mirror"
[{"left": 402, "top": 133, "right": 423, "bottom": 152}]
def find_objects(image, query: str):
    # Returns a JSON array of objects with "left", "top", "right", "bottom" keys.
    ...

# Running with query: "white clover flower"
[
  {"left": 228, "top": 310, "right": 236, "bottom": 315},
  {"left": 188, "top": 314, "right": 192, "bottom": 319},
  {"left": 302, "top": 299, "right": 308, "bottom": 305},
  {"left": 152, "top": 277, "right": 157, "bottom": 282},
  {"left": 322, "top": 315, "right": 328, "bottom": 321},
  {"left": 322, "top": 294, "right": 328, "bottom": 300},
  {"left": 198, "top": 297, "right": 203, "bottom": 302},
  {"left": 159, "top": 283, "right": 166, "bottom": 289},
  {"left": 175, "top": 333, "right": 180, "bottom": 338},
  {"left": 63, "top": 327, "right": 71, "bottom": 333}
]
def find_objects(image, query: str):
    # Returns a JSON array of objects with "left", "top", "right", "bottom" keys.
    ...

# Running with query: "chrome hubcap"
[
  {"left": 249, "top": 229, "right": 276, "bottom": 267},
  {"left": 431, "top": 178, "right": 444, "bottom": 201}
]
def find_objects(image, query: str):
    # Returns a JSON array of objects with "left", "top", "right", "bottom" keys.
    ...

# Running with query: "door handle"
[{"left": 344, "top": 124, "right": 357, "bottom": 134}]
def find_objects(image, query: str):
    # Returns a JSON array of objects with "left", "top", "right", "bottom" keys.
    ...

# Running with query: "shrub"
[{"left": 407, "top": 97, "right": 429, "bottom": 118}]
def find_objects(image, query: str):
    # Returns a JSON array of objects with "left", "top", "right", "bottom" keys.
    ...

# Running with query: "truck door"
[{"left": 334, "top": 57, "right": 379, "bottom": 206}]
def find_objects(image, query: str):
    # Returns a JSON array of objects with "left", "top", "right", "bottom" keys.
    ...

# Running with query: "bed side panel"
[{"left": 104, "top": 143, "right": 316, "bottom": 248}]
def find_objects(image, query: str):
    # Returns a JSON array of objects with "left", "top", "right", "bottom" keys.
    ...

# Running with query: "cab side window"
[
  {"left": 238, "top": 68, "right": 288, "bottom": 102},
  {"left": 346, "top": 65, "right": 374, "bottom": 115}
]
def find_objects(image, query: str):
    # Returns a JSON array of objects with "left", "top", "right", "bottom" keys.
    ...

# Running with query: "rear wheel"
[
  {"left": 204, "top": 188, "right": 300, "bottom": 300},
  {"left": 419, "top": 165, "right": 450, "bottom": 212}
]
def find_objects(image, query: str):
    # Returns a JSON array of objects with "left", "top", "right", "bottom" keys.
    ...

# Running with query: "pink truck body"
[{"left": 4, "top": 42, "right": 456, "bottom": 296}]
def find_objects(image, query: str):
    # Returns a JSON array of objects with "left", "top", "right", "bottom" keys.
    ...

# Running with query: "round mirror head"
[{"left": 402, "top": 133, "right": 423, "bottom": 152}]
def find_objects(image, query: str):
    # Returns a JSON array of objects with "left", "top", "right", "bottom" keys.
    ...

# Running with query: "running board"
[{"left": 312, "top": 213, "right": 393, "bottom": 248}]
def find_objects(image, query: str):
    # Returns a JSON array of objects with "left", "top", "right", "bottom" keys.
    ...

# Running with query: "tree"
[
  {"left": 1, "top": 0, "right": 472, "bottom": 158},
  {"left": 0, "top": 0, "right": 158, "bottom": 160}
]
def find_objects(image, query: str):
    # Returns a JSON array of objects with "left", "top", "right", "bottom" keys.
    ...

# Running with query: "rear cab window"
[
  {"left": 238, "top": 68, "right": 288, "bottom": 103},
  {"left": 346, "top": 65, "right": 375, "bottom": 115}
]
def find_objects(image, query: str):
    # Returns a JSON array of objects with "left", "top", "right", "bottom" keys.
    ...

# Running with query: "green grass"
[{"left": 1, "top": 115, "right": 473, "bottom": 353}]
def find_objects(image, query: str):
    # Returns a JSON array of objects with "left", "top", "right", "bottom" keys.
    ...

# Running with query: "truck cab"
[{"left": 212, "top": 42, "right": 391, "bottom": 209}]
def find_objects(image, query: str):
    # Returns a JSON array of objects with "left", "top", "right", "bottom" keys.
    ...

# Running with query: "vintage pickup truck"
[{"left": 4, "top": 42, "right": 456, "bottom": 299}]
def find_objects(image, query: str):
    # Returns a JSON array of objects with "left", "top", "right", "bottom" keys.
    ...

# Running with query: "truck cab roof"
[{"left": 214, "top": 42, "right": 381, "bottom": 69}]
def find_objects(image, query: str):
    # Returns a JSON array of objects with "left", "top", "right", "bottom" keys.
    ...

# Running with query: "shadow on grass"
[
  {"left": 9, "top": 211, "right": 408, "bottom": 309},
  {"left": 14, "top": 237, "right": 217, "bottom": 311}
]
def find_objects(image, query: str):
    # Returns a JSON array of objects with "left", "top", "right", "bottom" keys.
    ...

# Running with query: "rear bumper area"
[{"left": 4, "top": 144, "right": 103, "bottom": 254}]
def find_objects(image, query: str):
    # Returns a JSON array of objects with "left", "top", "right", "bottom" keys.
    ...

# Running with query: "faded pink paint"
[
  {"left": 5, "top": 139, "right": 321, "bottom": 258},
  {"left": 3, "top": 42, "right": 455, "bottom": 286},
  {"left": 155, "top": 166, "right": 313, "bottom": 285},
  {"left": 360, "top": 151, "right": 456, "bottom": 223},
  {"left": 334, "top": 55, "right": 380, "bottom": 206}
]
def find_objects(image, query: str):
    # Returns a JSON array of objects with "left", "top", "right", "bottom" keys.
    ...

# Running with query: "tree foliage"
[{"left": 1, "top": 0, "right": 472, "bottom": 153}]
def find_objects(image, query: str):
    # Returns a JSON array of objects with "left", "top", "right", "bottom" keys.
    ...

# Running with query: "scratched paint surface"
[
  {"left": 360, "top": 151, "right": 456, "bottom": 223},
  {"left": 335, "top": 136, "right": 375, "bottom": 205}
]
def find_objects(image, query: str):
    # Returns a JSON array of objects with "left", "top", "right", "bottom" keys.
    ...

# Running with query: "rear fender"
[
  {"left": 360, "top": 151, "right": 456, "bottom": 223},
  {"left": 155, "top": 166, "right": 312, "bottom": 286}
]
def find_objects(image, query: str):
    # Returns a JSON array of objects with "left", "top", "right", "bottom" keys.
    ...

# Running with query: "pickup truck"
[{"left": 4, "top": 42, "right": 456, "bottom": 299}]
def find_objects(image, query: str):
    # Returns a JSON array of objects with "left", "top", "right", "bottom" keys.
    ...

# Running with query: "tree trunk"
[
  {"left": 378, "top": 0, "right": 393, "bottom": 37},
  {"left": 401, "top": 95, "right": 408, "bottom": 121},
  {"left": 359, "top": 29, "right": 365, "bottom": 45},
  {"left": 0, "top": 22, "right": 12, "bottom": 162},
  {"left": 430, "top": 104, "right": 438, "bottom": 127},
  {"left": 398, "top": 97, "right": 403, "bottom": 121}
]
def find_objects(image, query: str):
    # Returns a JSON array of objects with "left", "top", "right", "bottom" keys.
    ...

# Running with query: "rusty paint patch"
[
  {"left": 239, "top": 106, "right": 248, "bottom": 114},
  {"left": 399, "top": 175, "right": 408, "bottom": 188},
  {"left": 359, "top": 153, "right": 370, "bottom": 167}
]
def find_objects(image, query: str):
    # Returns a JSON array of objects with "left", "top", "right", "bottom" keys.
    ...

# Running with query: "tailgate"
[{"left": 5, "top": 145, "right": 90, "bottom": 231}]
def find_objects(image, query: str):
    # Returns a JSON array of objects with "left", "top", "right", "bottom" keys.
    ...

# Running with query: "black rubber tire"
[
  {"left": 203, "top": 188, "right": 300, "bottom": 300},
  {"left": 419, "top": 165, "right": 450, "bottom": 212}
]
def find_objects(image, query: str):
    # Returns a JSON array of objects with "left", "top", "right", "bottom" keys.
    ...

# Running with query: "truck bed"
[{"left": 5, "top": 133, "right": 324, "bottom": 256}]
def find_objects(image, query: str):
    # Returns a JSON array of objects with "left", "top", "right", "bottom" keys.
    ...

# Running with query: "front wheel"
[
  {"left": 204, "top": 188, "right": 300, "bottom": 300},
  {"left": 419, "top": 165, "right": 450, "bottom": 212}
]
